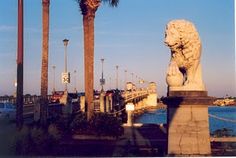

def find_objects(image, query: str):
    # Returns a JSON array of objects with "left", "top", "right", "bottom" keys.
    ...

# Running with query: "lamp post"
[
  {"left": 74, "top": 70, "right": 77, "bottom": 93},
  {"left": 109, "top": 77, "right": 112, "bottom": 90},
  {"left": 131, "top": 72, "right": 134, "bottom": 83},
  {"left": 116, "top": 65, "right": 119, "bottom": 90},
  {"left": 100, "top": 58, "right": 105, "bottom": 91},
  {"left": 136, "top": 75, "right": 138, "bottom": 88},
  {"left": 63, "top": 38, "right": 69, "bottom": 92},
  {"left": 52, "top": 65, "right": 56, "bottom": 93},
  {"left": 124, "top": 70, "right": 127, "bottom": 90}
]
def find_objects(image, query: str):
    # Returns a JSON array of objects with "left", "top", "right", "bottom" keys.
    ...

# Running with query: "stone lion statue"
[{"left": 164, "top": 19, "right": 205, "bottom": 91}]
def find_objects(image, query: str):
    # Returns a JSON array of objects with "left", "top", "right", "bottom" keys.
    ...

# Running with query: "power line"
[{"left": 209, "top": 114, "right": 236, "bottom": 123}]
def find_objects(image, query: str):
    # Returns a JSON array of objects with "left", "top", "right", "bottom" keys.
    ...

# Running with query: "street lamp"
[
  {"left": 116, "top": 65, "right": 119, "bottom": 90},
  {"left": 124, "top": 70, "right": 127, "bottom": 90},
  {"left": 109, "top": 77, "right": 112, "bottom": 90},
  {"left": 74, "top": 70, "right": 77, "bottom": 93},
  {"left": 100, "top": 58, "right": 105, "bottom": 91},
  {"left": 52, "top": 65, "right": 56, "bottom": 93},
  {"left": 131, "top": 72, "right": 134, "bottom": 83},
  {"left": 136, "top": 75, "right": 138, "bottom": 88},
  {"left": 63, "top": 38, "right": 69, "bottom": 92}
]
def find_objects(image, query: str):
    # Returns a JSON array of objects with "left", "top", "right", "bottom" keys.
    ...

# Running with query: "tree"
[
  {"left": 40, "top": 0, "right": 50, "bottom": 126},
  {"left": 75, "top": 0, "right": 119, "bottom": 120}
]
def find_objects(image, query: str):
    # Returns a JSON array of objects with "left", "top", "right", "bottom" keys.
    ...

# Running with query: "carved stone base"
[{"left": 163, "top": 91, "right": 215, "bottom": 156}]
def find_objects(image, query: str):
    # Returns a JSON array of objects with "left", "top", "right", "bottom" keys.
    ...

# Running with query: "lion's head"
[
  {"left": 164, "top": 19, "right": 205, "bottom": 91},
  {"left": 165, "top": 19, "right": 201, "bottom": 48},
  {"left": 165, "top": 19, "right": 201, "bottom": 67}
]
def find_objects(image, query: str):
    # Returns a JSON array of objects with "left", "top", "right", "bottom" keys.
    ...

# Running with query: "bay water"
[{"left": 135, "top": 106, "right": 236, "bottom": 135}]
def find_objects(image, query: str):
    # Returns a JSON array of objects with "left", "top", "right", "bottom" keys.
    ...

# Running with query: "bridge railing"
[
  {"left": 0, "top": 95, "right": 51, "bottom": 105},
  {"left": 122, "top": 89, "right": 148, "bottom": 102}
]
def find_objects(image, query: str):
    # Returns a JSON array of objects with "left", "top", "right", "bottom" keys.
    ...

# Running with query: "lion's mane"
[{"left": 165, "top": 19, "right": 201, "bottom": 69}]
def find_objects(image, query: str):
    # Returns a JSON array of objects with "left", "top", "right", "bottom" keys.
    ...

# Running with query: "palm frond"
[
  {"left": 102, "top": 0, "right": 119, "bottom": 7},
  {"left": 75, "top": 0, "right": 119, "bottom": 8},
  {"left": 75, "top": 0, "right": 81, "bottom": 4}
]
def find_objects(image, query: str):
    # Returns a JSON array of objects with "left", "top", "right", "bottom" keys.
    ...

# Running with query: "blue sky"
[{"left": 0, "top": 0, "right": 235, "bottom": 97}]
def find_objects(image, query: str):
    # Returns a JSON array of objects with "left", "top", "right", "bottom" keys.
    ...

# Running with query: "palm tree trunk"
[
  {"left": 40, "top": 0, "right": 50, "bottom": 126},
  {"left": 83, "top": 11, "right": 95, "bottom": 120},
  {"left": 16, "top": 0, "right": 24, "bottom": 129},
  {"left": 78, "top": 0, "right": 118, "bottom": 120}
]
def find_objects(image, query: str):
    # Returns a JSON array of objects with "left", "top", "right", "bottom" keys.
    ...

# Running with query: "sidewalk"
[
  {"left": 58, "top": 123, "right": 168, "bottom": 157},
  {"left": 112, "top": 123, "right": 167, "bottom": 156}
]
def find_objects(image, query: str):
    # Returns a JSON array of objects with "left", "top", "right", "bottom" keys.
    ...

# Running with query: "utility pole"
[
  {"left": 100, "top": 58, "right": 105, "bottom": 91},
  {"left": 131, "top": 72, "right": 134, "bottom": 83},
  {"left": 74, "top": 70, "right": 77, "bottom": 93},
  {"left": 16, "top": 0, "right": 24, "bottom": 129},
  {"left": 124, "top": 70, "right": 127, "bottom": 90},
  {"left": 116, "top": 65, "right": 119, "bottom": 90},
  {"left": 63, "top": 38, "right": 69, "bottom": 92},
  {"left": 52, "top": 65, "right": 56, "bottom": 93}
]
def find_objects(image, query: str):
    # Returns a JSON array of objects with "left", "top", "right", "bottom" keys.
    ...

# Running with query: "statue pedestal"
[{"left": 163, "top": 91, "right": 215, "bottom": 156}]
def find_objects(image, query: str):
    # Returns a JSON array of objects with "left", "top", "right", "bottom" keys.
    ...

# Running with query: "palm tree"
[
  {"left": 40, "top": 0, "right": 50, "bottom": 126},
  {"left": 75, "top": 0, "right": 119, "bottom": 120}
]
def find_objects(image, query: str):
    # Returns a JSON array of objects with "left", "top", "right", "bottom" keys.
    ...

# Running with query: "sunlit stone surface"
[
  {"left": 164, "top": 19, "right": 205, "bottom": 91},
  {"left": 164, "top": 20, "right": 213, "bottom": 156}
]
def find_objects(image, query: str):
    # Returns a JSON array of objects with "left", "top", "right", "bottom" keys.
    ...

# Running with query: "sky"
[{"left": 0, "top": 0, "right": 235, "bottom": 97}]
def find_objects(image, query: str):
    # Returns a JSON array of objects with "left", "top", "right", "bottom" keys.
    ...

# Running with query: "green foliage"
[
  {"left": 212, "top": 128, "right": 234, "bottom": 137},
  {"left": 50, "top": 114, "right": 73, "bottom": 134},
  {"left": 30, "top": 126, "right": 48, "bottom": 154},
  {"left": 70, "top": 111, "right": 88, "bottom": 133},
  {"left": 89, "top": 112, "right": 124, "bottom": 137},
  {"left": 14, "top": 125, "right": 31, "bottom": 155},
  {"left": 14, "top": 124, "right": 62, "bottom": 155},
  {"left": 48, "top": 123, "right": 62, "bottom": 141}
]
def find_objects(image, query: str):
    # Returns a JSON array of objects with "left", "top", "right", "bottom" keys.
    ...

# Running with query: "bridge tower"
[{"left": 146, "top": 82, "right": 158, "bottom": 107}]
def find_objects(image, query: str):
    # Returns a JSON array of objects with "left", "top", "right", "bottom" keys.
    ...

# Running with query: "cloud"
[
  {"left": 0, "top": 51, "right": 16, "bottom": 59},
  {"left": 25, "top": 27, "right": 41, "bottom": 33},
  {"left": 0, "top": 25, "right": 16, "bottom": 32},
  {"left": 96, "top": 30, "right": 154, "bottom": 37},
  {"left": 0, "top": 25, "right": 41, "bottom": 33},
  {"left": 51, "top": 26, "right": 82, "bottom": 33},
  {"left": 95, "top": 43, "right": 134, "bottom": 48}
]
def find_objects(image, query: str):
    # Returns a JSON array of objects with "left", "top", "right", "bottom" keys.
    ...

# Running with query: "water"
[
  {"left": 135, "top": 106, "right": 236, "bottom": 135},
  {"left": 208, "top": 106, "right": 236, "bottom": 135}
]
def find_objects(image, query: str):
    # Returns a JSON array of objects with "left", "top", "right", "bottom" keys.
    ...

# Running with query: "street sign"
[
  {"left": 100, "top": 78, "right": 105, "bottom": 85},
  {"left": 61, "top": 72, "right": 70, "bottom": 84}
]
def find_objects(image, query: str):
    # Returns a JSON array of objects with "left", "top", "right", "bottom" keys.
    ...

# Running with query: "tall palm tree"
[
  {"left": 40, "top": 0, "right": 50, "bottom": 126},
  {"left": 76, "top": 0, "right": 119, "bottom": 120}
]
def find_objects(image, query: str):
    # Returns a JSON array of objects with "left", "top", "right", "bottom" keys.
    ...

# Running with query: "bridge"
[
  {"left": 1, "top": 83, "right": 235, "bottom": 156},
  {"left": 81, "top": 82, "right": 158, "bottom": 116},
  {"left": 0, "top": 82, "right": 158, "bottom": 120}
]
